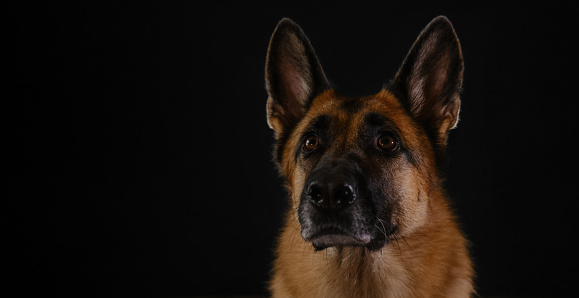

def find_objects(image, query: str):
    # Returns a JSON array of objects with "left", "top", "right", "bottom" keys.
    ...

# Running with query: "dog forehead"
[{"left": 302, "top": 89, "right": 409, "bottom": 131}]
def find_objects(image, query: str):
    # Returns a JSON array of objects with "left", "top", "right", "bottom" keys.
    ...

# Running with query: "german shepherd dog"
[{"left": 265, "top": 16, "right": 474, "bottom": 297}]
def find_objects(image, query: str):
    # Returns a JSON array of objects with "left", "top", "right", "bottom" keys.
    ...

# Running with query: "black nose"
[{"left": 305, "top": 176, "right": 357, "bottom": 209}]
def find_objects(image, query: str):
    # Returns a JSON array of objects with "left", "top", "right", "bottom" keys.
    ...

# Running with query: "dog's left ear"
[{"left": 390, "top": 16, "right": 463, "bottom": 149}]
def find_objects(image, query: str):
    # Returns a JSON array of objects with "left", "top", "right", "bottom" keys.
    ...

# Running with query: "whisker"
[
  {"left": 377, "top": 219, "right": 388, "bottom": 236},
  {"left": 392, "top": 232, "right": 402, "bottom": 256},
  {"left": 397, "top": 230, "right": 411, "bottom": 250}
]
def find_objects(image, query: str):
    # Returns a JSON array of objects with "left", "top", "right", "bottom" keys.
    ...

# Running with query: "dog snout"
[{"left": 304, "top": 167, "right": 357, "bottom": 209}]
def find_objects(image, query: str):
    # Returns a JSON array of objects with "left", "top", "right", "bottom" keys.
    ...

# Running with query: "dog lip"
[{"left": 304, "top": 227, "right": 372, "bottom": 249}]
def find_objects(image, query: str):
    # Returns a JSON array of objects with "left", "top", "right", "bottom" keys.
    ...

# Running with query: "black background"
[{"left": 6, "top": 2, "right": 579, "bottom": 297}]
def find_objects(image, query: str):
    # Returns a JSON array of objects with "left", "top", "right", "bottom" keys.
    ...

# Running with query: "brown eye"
[
  {"left": 303, "top": 135, "right": 319, "bottom": 152},
  {"left": 377, "top": 134, "right": 398, "bottom": 151}
]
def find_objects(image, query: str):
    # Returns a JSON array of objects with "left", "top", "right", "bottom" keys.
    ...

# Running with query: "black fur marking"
[
  {"left": 339, "top": 97, "right": 364, "bottom": 114},
  {"left": 361, "top": 112, "right": 419, "bottom": 167},
  {"left": 294, "top": 115, "right": 331, "bottom": 162}
]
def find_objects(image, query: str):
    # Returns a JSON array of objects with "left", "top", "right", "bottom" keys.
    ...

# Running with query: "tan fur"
[
  {"left": 270, "top": 90, "right": 474, "bottom": 297},
  {"left": 271, "top": 194, "right": 472, "bottom": 298}
]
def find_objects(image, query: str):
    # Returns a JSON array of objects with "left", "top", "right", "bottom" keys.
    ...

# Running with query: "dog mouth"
[
  {"left": 304, "top": 226, "right": 372, "bottom": 251},
  {"left": 297, "top": 160, "right": 391, "bottom": 251}
]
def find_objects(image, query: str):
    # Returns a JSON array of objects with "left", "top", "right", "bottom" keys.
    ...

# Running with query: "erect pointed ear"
[
  {"left": 389, "top": 16, "right": 463, "bottom": 149},
  {"left": 265, "top": 18, "right": 330, "bottom": 137}
]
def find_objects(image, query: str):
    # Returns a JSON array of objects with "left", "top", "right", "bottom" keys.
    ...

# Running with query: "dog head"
[{"left": 265, "top": 17, "right": 463, "bottom": 251}]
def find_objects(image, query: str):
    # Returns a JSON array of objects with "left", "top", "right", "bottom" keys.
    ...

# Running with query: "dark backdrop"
[{"left": 6, "top": 2, "right": 578, "bottom": 297}]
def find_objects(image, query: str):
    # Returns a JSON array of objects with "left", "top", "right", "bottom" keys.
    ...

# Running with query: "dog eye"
[
  {"left": 377, "top": 134, "right": 399, "bottom": 151},
  {"left": 303, "top": 135, "right": 319, "bottom": 152}
]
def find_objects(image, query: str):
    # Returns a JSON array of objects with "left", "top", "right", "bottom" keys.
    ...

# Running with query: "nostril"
[
  {"left": 305, "top": 179, "right": 357, "bottom": 209},
  {"left": 334, "top": 185, "right": 356, "bottom": 206},
  {"left": 307, "top": 184, "right": 324, "bottom": 205}
]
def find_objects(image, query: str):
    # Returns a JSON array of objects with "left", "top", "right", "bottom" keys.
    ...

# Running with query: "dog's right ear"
[{"left": 265, "top": 18, "right": 330, "bottom": 137}]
